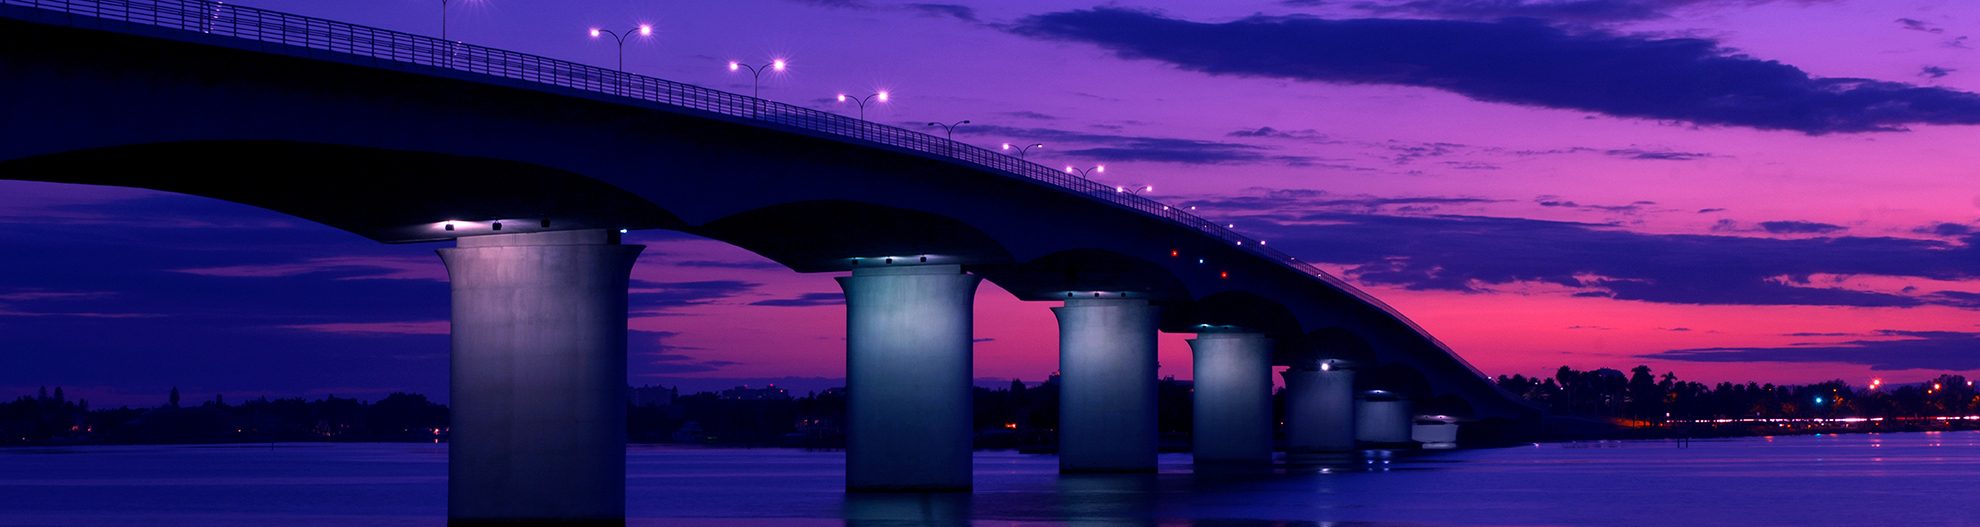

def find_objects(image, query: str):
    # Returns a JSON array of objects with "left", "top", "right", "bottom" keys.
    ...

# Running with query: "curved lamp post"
[
  {"left": 1002, "top": 142, "right": 1044, "bottom": 162},
  {"left": 838, "top": 91, "right": 890, "bottom": 121},
  {"left": 589, "top": 24, "right": 653, "bottom": 72},
  {"left": 1065, "top": 164, "right": 1105, "bottom": 179},
  {"left": 728, "top": 59, "right": 788, "bottom": 100},
  {"left": 928, "top": 120, "right": 970, "bottom": 155},
  {"left": 730, "top": 58, "right": 787, "bottom": 117}
]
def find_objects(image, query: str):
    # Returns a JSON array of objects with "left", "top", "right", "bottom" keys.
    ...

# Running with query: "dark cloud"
[
  {"left": 1757, "top": 220, "right": 1845, "bottom": 234},
  {"left": 1001, "top": 110, "right": 1057, "bottom": 120},
  {"left": 1013, "top": 9, "right": 1980, "bottom": 134},
  {"left": 1897, "top": 18, "right": 1945, "bottom": 34},
  {"left": 1922, "top": 66, "right": 1955, "bottom": 80},
  {"left": 1697, "top": 208, "right": 1726, "bottom": 213},
  {"left": 1228, "top": 126, "right": 1332, "bottom": 141},
  {"left": 1352, "top": 0, "right": 1836, "bottom": 23},
  {"left": 672, "top": 259, "right": 786, "bottom": 270},
  {"left": 750, "top": 292, "right": 846, "bottom": 307},
  {"left": 1535, "top": 196, "right": 1656, "bottom": 214},
  {"left": 965, "top": 124, "right": 1316, "bottom": 165},
  {"left": 1187, "top": 188, "right": 1503, "bottom": 212},
  {"left": 1185, "top": 191, "right": 1980, "bottom": 308},
  {"left": 1926, "top": 291, "right": 1980, "bottom": 309},
  {"left": 631, "top": 279, "right": 760, "bottom": 313},
  {"left": 1644, "top": 330, "right": 1980, "bottom": 370},
  {"left": 1916, "top": 223, "right": 1974, "bottom": 237},
  {"left": 907, "top": 3, "right": 976, "bottom": 22},
  {"left": 1509, "top": 145, "right": 1715, "bottom": 161}
]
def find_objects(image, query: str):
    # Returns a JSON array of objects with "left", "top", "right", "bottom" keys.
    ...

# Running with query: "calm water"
[{"left": 3, "top": 432, "right": 1978, "bottom": 526}]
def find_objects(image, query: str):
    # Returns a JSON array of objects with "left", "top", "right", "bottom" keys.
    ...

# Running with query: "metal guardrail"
[{"left": 0, "top": 0, "right": 1487, "bottom": 378}]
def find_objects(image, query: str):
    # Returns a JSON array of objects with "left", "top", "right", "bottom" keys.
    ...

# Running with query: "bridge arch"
[{"left": 0, "top": 140, "right": 681, "bottom": 242}]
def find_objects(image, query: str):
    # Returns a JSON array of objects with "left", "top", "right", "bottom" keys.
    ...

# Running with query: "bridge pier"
[
  {"left": 838, "top": 264, "right": 981, "bottom": 491},
  {"left": 1281, "top": 360, "right": 1356, "bottom": 453},
  {"left": 1053, "top": 297, "right": 1159, "bottom": 473},
  {"left": 1356, "top": 390, "right": 1414, "bottom": 445},
  {"left": 438, "top": 229, "right": 642, "bottom": 527},
  {"left": 1188, "top": 331, "right": 1274, "bottom": 465}
]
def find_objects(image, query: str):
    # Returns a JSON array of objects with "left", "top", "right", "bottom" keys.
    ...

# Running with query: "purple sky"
[{"left": 4, "top": 0, "right": 1979, "bottom": 406}]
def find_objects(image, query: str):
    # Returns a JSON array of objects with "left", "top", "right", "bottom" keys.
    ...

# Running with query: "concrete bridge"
[{"left": 0, "top": 0, "right": 1538, "bottom": 524}]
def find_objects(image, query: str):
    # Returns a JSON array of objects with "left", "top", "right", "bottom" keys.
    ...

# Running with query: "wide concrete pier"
[
  {"left": 1188, "top": 332, "right": 1274, "bottom": 465},
  {"left": 1053, "top": 297, "right": 1159, "bottom": 473},
  {"left": 438, "top": 229, "right": 643, "bottom": 526},
  {"left": 1282, "top": 361, "right": 1356, "bottom": 452},
  {"left": 837, "top": 264, "right": 982, "bottom": 491}
]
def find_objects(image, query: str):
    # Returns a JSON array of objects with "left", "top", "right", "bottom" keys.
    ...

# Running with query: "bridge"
[{"left": 0, "top": 0, "right": 1539, "bottom": 524}]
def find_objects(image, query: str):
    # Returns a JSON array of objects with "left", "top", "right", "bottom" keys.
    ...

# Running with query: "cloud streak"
[
  {"left": 1014, "top": 9, "right": 1980, "bottom": 134},
  {"left": 1186, "top": 190, "right": 1980, "bottom": 308},
  {"left": 1644, "top": 330, "right": 1980, "bottom": 370}
]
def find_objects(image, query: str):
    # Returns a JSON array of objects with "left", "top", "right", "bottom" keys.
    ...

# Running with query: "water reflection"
[
  {"left": 8, "top": 433, "right": 1980, "bottom": 526},
  {"left": 842, "top": 492, "right": 970, "bottom": 526}
]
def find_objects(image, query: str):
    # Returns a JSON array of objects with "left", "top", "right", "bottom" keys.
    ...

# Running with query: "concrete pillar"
[
  {"left": 1188, "top": 332, "right": 1273, "bottom": 465},
  {"left": 1053, "top": 297, "right": 1158, "bottom": 473},
  {"left": 1355, "top": 391, "right": 1414, "bottom": 445},
  {"left": 837, "top": 264, "right": 981, "bottom": 491},
  {"left": 438, "top": 229, "right": 642, "bottom": 526},
  {"left": 1281, "top": 361, "right": 1355, "bottom": 453}
]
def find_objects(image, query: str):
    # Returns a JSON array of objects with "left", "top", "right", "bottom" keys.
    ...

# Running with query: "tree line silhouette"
[
  {"left": 8, "top": 367, "right": 1977, "bottom": 446},
  {"left": 1500, "top": 365, "right": 1978, "bottom": 423}
]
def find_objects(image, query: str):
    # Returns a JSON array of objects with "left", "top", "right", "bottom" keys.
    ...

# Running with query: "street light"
[
  {"left": 1064, "top": 164, "right": 1104, "bottom": 179},
  {"left": 928, "top": 120, "right": 970, "bottom": 156},
  {"left": 1002, "top": 142, "right": 1044, "bottom": 162},
  {"left": 837, "top": 91, "right": 889, "bottom": 121},
  {"left": 728, "top": 58, "right": 788, "bottom": 100},
  {"left": 1116, "top": 184, "right": 1153, "bottom": 195},
  {"left": 588, "top": 24, "right": 654, "bottom": 72},
  {"left": 928, "top": 120, "right": 971, "bottom": 142}
]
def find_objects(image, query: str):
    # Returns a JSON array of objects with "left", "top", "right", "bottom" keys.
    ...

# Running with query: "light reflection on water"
[{"left": 2, "top": 431, "right": 1979, "bottom": 526}]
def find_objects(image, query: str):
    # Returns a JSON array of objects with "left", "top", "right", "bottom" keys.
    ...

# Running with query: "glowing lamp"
[
  {"left": 729, "top": 61, "right": 741, "bottom": 71},
  {"left": 589, "top": 28, "right": 601, "bottom": 37},
  {"left": 1095, "top": 165, "right": 1105, "bottom": 173},
  {"left": 876, "top": 91, "right": 890, "bottom": 102},
  {"left": 1003, "top": 143, "right": 1013, "bottom": 150},
  {"left": 638, "top": 24, "right": 652, "bottom": 36},
  {"left": 837, "top": 94, "right": 847, "bottom": 102},
  {"left": 772, "top": 59, "right": 787, "bottom": 71}
]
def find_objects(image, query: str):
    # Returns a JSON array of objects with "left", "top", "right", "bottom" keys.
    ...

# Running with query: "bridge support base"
[
  {"left": 1054, "top": 298, "right": 1159, "bottom": 473},
  {"left": 1282, "top": 363, "right": 1355, "bottom": 453},
  {"left": 838, "top": 264, "right": 981, "bottom": 491},
  {"left": 439, "top": 230, "right": 641, "bottom": 527},
  {"left": 1356, "top": 392, "right": 1415, "bottom": 445},
  {"left": 1189, "top": 332, "right": 1273, "bottom": 465}
]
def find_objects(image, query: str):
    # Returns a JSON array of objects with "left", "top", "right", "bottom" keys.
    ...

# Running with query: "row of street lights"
[{"left": 560, "top": 17, "right": 1148, "bottom": 196}]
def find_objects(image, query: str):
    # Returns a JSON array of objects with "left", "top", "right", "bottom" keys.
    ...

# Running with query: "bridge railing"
[{"left": 1, "top": 0, "right": 1486, "bottom": 378}]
